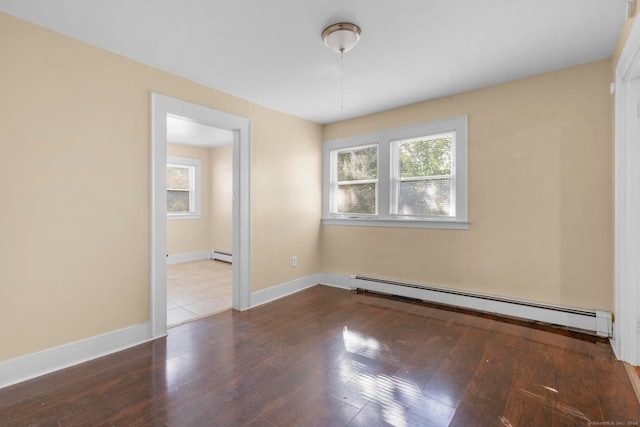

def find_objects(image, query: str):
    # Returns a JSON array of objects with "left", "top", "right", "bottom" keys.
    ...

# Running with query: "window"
[
  {"left": 332, "top": 145, "right": 378, "bottom": 215},
  {"left": 167, "top": 156, "right": 201, "bottom": 219},
  {"left": 392, "top": 133, "right": 454, "bottom": 217},
  {"left": 322, "top": 115, "right": 468, "bottom": 229}
]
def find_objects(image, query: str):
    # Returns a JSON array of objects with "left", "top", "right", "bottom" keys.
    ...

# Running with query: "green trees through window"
[
  {"left": 395, "top": 135, "right": 453, "bottom": 216},
  {"left": 336, "top": 146, "right": 377, "bottom": 214}
]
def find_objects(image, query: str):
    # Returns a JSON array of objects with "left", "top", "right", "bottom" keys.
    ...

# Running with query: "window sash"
[
  {"left": 330, "top": 144, "right": 378, "bottom": 216},
  {"left": 335, "top": 182, "right": 378, "bottom": 215},
  {"left": 390, "top": 131, "right": 456, "bottom": 219},
  {"left": 167, "top": 189, "right": 191, "bottom": 213},
  {"left": 392, "top": 176, "right": 454, "bottom": 218},
  {"left": 337, "top": 178, "right": 378, "bottom": 185},
  {"left": 167, "top": 163, "right": 195, "bottom": 214},
  {"left": 397, "top": 174, "right": 451, "bottom": 182},
  {"left": 166, "top": 165, "right": 191, "bottom": 190}
]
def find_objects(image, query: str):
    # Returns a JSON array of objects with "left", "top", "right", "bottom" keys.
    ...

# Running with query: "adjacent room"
[
  {"left": 165, "top": 115, "right": 234, "bottom": 327},
  {"left": 2, "top": 0, "right": 640, "bottom": 425}
]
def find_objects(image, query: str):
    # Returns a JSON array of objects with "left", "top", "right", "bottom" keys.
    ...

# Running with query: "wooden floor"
[{"left": 1, "top": 286, "right": 639, "bottom": 426}]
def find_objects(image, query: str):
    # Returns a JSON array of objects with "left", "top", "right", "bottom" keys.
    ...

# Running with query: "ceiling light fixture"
[{"left": 322, "top": 22, "right": 361, "bottom": 109}]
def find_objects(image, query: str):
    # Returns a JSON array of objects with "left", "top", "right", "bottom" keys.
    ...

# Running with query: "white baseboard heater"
[
  {"left": 211, "top": 251, "right": 232, "bottom": 263},
  {"left": 350, "top": 275, "right": 612, "bottom": 337}
]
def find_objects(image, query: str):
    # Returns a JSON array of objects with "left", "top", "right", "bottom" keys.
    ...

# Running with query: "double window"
[
  {"left": 323, "top": 115, "right": 468, "bottom": 229},
  {"left": 167, "top": 156, "right": 201, "bottom": 219}
]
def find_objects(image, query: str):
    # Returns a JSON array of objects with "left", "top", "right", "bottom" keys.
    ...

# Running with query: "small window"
[
  {"left": 322, "top": 115, "right": 468, "bottom": 229},
  {"left": 167, "top": 156, "right": 201, "bottom": 219}
]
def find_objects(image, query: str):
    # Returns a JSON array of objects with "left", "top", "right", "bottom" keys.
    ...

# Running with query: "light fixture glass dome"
[{"left": 322, "top": 22, "right": 361, "bottom": 53}]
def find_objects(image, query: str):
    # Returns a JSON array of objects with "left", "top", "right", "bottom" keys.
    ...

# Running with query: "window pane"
[
  {"left": 167, "top": 166, "right": 190, "bottom": 189},
  {"left": 168, "top": 190, "right": 190, "bottom": 213},
  {"left": 337, "top": 146, "right": 377, "bottom": 181},
  {"left": 337, "top": 183, "right": 376, "bottom": 214},
  {"left": 397, "top": 178, "right": 450, "bottom": 216},
  {"left": 399, "top": 136, "right": 452, "bottom": 178}
]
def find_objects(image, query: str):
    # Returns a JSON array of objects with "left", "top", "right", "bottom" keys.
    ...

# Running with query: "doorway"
[
  {"left": 165, "top": 117, "right": 234, "bottom": 326},
  {"left": 614, "top": 22, "right": 640, "bottom": 365},
  {"left": 151, "top": 93, "right": 251, "bottom": 338}
]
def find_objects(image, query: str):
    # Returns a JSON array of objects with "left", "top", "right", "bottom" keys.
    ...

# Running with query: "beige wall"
[
  {"left": 322, "top": 59, "right": 614, "bottom": 311},
  {"left": 251, "top": 108, "right": 323, "bottom": 287},
  {"left": 0, "top": 13, "right": 322, "bottom": 362},
  {"left": 166, "top": 143, "right": 212, "bottom": 255},
  {"left": 210, "top": 145, "right": 233, "bottom": 253}
]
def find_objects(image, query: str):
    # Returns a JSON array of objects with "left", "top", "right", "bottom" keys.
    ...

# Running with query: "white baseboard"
[
  {"left": 0, "top": 322, "right": 155, "bottom": 390},
  {"left": 167, "top": 251, "right": 211, "bottom": 265},
  {"left": 212, "top": 251, "right": 232, "bottom": 263},
  {"left": 251, "top": 274, "right": 324, "bottom": 308},
  {"left": 316, "top": 272, "right": 351, "bottom": 289},
  {"left": 249, "top": 272, "right": 351, "bottom": 308}
]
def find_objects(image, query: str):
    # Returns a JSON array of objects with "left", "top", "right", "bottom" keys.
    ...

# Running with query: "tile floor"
[{"left": 167, "top": 259, "right": 232, "bottom": 327}]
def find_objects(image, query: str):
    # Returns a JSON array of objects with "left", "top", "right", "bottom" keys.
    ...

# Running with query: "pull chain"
[{"left": 340, "top": 49, "right": 344, "bottom": 109}]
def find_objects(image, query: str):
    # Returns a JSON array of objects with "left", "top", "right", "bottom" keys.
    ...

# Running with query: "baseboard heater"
[
  {"left": 211, "top": 251, "right": 232, "bottom": 263},
  {"left": 350, "top": 275, "right": 612, "bottom": 337}
]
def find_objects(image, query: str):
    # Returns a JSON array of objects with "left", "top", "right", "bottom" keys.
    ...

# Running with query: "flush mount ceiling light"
[
  {"left": 322, "top": 22, "right": 361, "bottom": 109},
  {"left": 322, "top": 22, "right": 361, "bottom": 54}
]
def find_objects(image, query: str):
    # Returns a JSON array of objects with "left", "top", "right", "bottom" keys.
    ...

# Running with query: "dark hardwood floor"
[{"left": 1, "top": 285, "right": 639, "bottom": 426}]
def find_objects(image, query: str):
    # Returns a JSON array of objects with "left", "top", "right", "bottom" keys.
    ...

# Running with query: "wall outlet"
[{"left": 291, "top": 256, "right": 297, "bottom": 267}]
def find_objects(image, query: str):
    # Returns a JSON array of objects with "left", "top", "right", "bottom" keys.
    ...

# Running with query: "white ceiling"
[
  {"left": 167, "top": 114, "right": 234, "bottom": 147},
  {"left": 0, "top": 1, "right": 628, "bottom": 124}
]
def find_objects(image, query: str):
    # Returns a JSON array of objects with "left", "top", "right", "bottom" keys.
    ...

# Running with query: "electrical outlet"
[{"left": 291, "top": 256, "right": 297, "bottom": 267}]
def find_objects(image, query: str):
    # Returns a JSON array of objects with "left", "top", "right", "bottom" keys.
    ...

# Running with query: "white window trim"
[
  {"left": 322, "top": 115, "right": 469, "bottom": 230},
  {"left": 167, "top": 155, "right": 201, "bottom": 220}
]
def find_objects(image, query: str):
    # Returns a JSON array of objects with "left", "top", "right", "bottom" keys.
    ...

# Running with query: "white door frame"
[
  {"left": 614, "top": 19, "right": 640, "bottom": 364},
  {"left": 150, "top": 93, "right": 251, "bottom": 338}
]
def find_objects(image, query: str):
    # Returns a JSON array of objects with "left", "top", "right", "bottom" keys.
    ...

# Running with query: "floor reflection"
[{"left": 342, "top": 327, "right": 422, "bottom": 427}]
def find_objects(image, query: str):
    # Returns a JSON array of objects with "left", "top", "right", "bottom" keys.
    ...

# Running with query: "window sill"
[
  {"left": 168, "top": 214, "right": 201, "bottom": 221},
  {"left": 321, "top": 217, "right": 469, "bottom": 230}
]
